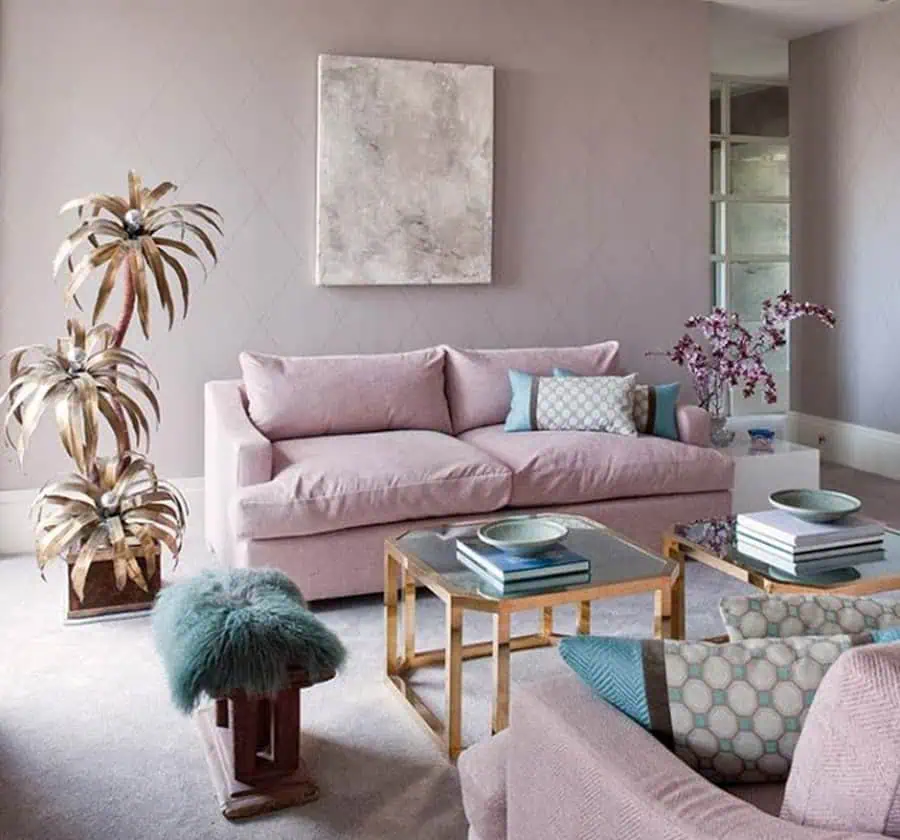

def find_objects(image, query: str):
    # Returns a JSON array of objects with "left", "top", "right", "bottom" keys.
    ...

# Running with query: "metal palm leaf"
[
  {"left": 53, "top": 170, "right": 223, "bottom": 341},
  {"left": 1, "top": 319, "right": 159, "bottom": 472},
  {"left": 33, "top": 452, "right": 188, "bottom": 601}
]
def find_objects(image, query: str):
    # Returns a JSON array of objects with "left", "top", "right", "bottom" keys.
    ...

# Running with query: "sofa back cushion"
[
  {"left": 445, "top": 342, "right": 620, "bottom": 434},
  {"left": 239, "top": 348, "right": 452, "bottom": 440},
  {"left": 781, "top": 642, "right": 900, "bottom": 836}
]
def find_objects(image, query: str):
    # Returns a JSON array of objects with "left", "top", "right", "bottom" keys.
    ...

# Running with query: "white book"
[
  {"left": 736, "top": 510, "right": 883, "bottom": 550},
  {"left": 735, "top": 529, "right": 883, "bottom": 560},
  {"left": 737, "top": 539, "right": 885, "bottom": 576}
]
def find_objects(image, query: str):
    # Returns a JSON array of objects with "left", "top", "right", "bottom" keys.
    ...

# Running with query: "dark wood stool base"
[{"left": 195, "top": 669, "right": 334, "bottom": 820}]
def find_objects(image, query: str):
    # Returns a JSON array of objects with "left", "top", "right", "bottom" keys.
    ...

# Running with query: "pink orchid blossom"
[{"left": 651, "top": 291, "right": 835, "bottom": 415}]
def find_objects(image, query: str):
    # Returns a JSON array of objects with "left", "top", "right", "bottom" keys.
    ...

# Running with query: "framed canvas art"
[{"left": 316, "top": 55, "right": 494, "bottom": 286}]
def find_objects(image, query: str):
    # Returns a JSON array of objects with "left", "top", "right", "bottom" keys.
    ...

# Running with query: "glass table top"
[
  {"left": 673, "top": 517, "right": 900, "bottom": 588},
  {"left": 391, "top": 514, "right": 673, "bottom": 601}
]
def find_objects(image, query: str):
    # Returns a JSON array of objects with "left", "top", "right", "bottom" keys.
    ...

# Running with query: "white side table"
[{"left": 723, "top": 440, "right": 821, "bottom": 514}]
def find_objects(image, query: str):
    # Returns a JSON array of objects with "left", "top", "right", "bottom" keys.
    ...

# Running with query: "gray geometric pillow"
[
  {"left": 534, "top": 373, "right": 638, "bottom": 435},
  {"left": 721, "top": 594, "right": 900, "bottom": 641},
  {"left": 560, "top": 630, "right": 900, "bottom": 785}
]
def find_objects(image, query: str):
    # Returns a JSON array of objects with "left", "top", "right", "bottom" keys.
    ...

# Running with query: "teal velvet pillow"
[
  {"left": 554, "top": 368, "right": 680, "bottom": 440},
  {"left": 505, "top": 369, "right": 534, "bottom": 432},
  {"left": 559, "top": 629, "right": 900, "bottom": 784}
]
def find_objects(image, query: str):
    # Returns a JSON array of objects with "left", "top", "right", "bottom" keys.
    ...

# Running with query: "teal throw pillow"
[
  {"left": 720, "top": 594, "right": 900, "bottom": 641},
  {"left": 559, "top": 629, "right": 900, "bottom": 784},
  {"left": 555, "top": 368, "right": 680, "bottom": 440},
  {"left": 504, "top": 370, "right": 637, "bottom": 435}
]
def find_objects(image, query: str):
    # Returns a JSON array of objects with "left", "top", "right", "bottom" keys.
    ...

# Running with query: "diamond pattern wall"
[
  {"left": 791, "top": 5, "right": 900, "bottom": 432},
  {"left": 0, "top": 0, "right": 709, "bottom": 488}
]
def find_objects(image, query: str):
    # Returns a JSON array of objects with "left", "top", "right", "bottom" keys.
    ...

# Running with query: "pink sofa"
[
  {"left": 459, "top": 645, "right": 900, "bottom": 840},
  {"left": 204, "top": 343, "right": 733, "bottom": 600}
]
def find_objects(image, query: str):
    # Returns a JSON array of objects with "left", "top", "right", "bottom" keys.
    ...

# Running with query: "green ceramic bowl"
[
  {"left": 769, "top": 489, "right": 862, "bottom": 523},
  {"left": 477, "top": 518, "right": 569, "bottom": 556}
]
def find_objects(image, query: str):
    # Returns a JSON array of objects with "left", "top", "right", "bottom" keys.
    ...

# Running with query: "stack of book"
[
  {"left": 735, "top": 510, "right": 885, "bottom": 577},
  {"left": 456, "top": 536, "right": 590, "bottom": 595}
]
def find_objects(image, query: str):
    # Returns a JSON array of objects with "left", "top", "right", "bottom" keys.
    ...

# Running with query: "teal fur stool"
[{"left": 152, "top": 568, "right": 346, "bottom": 819}]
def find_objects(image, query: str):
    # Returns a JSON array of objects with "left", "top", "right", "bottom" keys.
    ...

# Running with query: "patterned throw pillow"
[
  {"left": 720, "top": 594, "right": 900, "bottom": 641},
  {"left": 554, "top": 368, "right": 680, "bottom": 440},
  {"left": 631, "top": 383, "right": 681, "bottom": 440},
  {"left": 504, "top": 371, "right": 637, "bottom": 435},
  {"left": 559, "top": 630, "right": 900, "bottom": 784}
]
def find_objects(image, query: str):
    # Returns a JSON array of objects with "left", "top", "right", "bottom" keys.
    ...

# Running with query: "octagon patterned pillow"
[
  {"left": 559, "top": 630, "right": 900, "bottom": 784},
  {"left": 504, "top": 371, "right": 637, "bottom": 435},
  {"left": 720, "top": 594, "right": 900, "bottom": 641}
]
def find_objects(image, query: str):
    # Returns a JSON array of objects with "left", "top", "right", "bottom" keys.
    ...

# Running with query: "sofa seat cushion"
[
  {"left": 460, "top": 425, "right": 733, "bottom": 508},
  {"left": 234, "top": 430, "right": 513, "bottom": 540}
]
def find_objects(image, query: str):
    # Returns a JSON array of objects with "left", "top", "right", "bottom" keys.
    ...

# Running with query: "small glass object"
[{"left": 748, "top": 427, "right": 776, "bottom": 453}]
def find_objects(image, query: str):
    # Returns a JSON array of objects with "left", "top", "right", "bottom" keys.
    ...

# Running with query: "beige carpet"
[{"left": 0, "top": 462, "right": 894, "bottom": 840}]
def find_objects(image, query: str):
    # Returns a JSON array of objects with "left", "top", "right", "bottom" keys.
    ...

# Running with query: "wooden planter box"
[{"left": 66, "top": 542, "right": 161, "bottom": 621}]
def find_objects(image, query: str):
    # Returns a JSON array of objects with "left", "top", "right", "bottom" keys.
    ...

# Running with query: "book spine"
[
  {"left": 737, "top": 533, "right": 884, "bottom": 560},
  {"left": 736, "top": 516, "right": 883, "bottom": 549},
  {"left": 736, "top": 526, "right": 883, "bottom": 554}
]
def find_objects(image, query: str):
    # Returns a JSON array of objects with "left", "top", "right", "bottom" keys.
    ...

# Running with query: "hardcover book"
[
  {"left": 736, "top": 539, "right": 885, "bottom": 576},
  {"left": 456, "top": 537, "right": 589, "bottom": 582},
  {"left": 736, "top": 510, "right": 883, "bottom": 550},
  {"left": 735, "top": 529, "right": 883, "bottom": 561}
]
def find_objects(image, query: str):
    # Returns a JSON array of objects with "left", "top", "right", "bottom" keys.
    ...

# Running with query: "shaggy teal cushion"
[{"left": 152, "top": 568, "right": 346, "bottom": 712}]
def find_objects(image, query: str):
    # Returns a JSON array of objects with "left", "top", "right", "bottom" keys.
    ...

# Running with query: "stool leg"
[
  {"left": 215, "top": 697, "right": 229, "bottom": 728},
  {"left": 271, "top": 686, "right": 301, "bottom": 776},
  {"left": 231, "top": 692, "right": 261, "bottom": 785},
  {"left": 256, "top": 697, "right": 272, "bottom": 753}
]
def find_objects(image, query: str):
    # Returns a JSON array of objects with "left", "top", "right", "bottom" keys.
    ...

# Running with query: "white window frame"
[{"left": 711, "top": 74, "right": 791, "bottom": 415}]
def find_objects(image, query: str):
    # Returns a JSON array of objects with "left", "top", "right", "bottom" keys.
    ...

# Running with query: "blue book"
[
  {"left": 475, "top": 569, "right": 592, "bottom": 596},
  {"left": 456, "top": 537, "right": 590, "bottom": 582}
]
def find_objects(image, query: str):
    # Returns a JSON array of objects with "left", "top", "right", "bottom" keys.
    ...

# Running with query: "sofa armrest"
[
  {"left": 204, "top": 380, "right": 273, "bottom": 563},
  {"left": 677, "top": 404, "right": 711, "bottom": 447},
  {"left": 507, "top": 675, "right": 882, "bottom": 840}
]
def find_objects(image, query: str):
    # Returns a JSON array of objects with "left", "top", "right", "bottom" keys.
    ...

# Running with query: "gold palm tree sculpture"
[{"left": 1, "top": 171, "right": 222, "bottom": 602}]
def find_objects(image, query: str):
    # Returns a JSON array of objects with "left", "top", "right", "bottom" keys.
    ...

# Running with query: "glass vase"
[{"left": 709, "top": 413, "right": 736, "bottom": 448}]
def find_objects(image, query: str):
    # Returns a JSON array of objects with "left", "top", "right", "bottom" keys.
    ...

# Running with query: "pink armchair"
[{"left": 460, "top": 671, "right": 894, "bottom": 840}]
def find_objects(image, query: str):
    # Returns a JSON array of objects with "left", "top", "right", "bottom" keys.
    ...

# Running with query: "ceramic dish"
[
  {"left": 477, "top": 518, "right": 569, "bottom": 556},
  {"left": 769, "top": 488, "right": 862, "bottom": 523}
]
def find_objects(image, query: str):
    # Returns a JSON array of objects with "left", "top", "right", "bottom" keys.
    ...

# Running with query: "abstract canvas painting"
[{"left": 316, "top": 55, "right": 494, "bottom": 286}]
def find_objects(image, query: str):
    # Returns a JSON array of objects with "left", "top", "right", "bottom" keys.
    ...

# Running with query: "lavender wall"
[
  {"left": 791, "top": 6, "right": 900, "bottom": 431},
  {"left": 0, "top": 0, "right": 709, "bottom": 489}
]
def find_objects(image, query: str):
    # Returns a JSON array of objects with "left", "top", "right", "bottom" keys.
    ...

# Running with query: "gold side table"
[{"left": 384, "top": 514, "right": 683, "bottom": 760}]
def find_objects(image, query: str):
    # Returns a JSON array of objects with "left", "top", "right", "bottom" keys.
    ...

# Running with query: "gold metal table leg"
[
  {"left": 541, "top": 606, "right": 553, "bottom": 638},
  {"left": 671, "top": 558, "right": 686, "bottom": 640},
  {"left": 384, "top": 550, "right": 401, "bottom": 676},
  {"left": 492, "top": 612, "right": 511, "bottom": 734},
  {"left": 403, "top": 570, "right": 416, "bottom": 666},
  {"left": 576, "top": 601, "right": 591, "bottom": 635},
  {"left": 445, "top": 605, "right": 463, "bottom": 759}
]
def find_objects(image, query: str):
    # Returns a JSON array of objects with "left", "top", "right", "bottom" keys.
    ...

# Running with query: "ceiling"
[{"left": 710, "top": 0, "right": 895, "bottom": 39}]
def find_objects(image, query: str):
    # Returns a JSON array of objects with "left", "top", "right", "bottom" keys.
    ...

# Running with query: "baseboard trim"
[
  {"left": 787, "top": 413, "right": 900, "bottom": 480},
  {"left": 0, "top": 476, "right": 205, "bottom": 557}
]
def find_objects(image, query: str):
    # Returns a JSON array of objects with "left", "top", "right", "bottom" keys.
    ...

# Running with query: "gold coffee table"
[
  {"left": 384, "top": 513, "right": 683, "bottom": 760},
  {"left": 665, "top": 517, "right": 900, "bottom": 597}
]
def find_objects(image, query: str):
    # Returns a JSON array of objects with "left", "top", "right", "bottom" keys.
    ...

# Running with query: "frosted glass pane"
[
  {"left": 730, "top": 84, "right": 788, "bottom": 137},
  {"left": 729, "top": 262, "right": 790, "bottom": 320},
  {"left": 729, "top": 143, "right": 789, "bottom": 198},
  {"left": 729, "top": 203, "right": 789, "bottom": 256}
]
